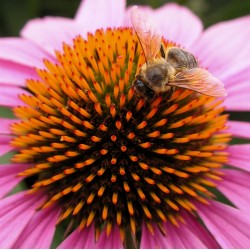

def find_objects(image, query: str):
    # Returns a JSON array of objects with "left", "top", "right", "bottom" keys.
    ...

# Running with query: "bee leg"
[
  {"left": 160, "top": 43, "right": 166, "bottom": 58},
  {"left": 166, "top": 86, "right": 176, "bottom": 100}
]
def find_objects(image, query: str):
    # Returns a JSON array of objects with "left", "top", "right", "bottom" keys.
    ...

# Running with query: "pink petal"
[
  {"left": 0, "top": 118, "right": 17, "bottom": 134},
  {"left": 140, "top": 221, "right": 207, "bottom": 248},
  {"left": 125, "top": 3, "right": 203, "bottom": 50},
  {"left": 0, "top": 38, "right": 55, "bottom": 69},
  {"left": 192, "top": 16, "right": 250, "bottom": 78},
  {"left": 21, "top": 17, "right": 86, "bottom": 56},
  {"left": 224, "top": 93, "right": 250, "bottom": 111},
  {"left": 219, "top": 60, "right": 250, "bottom": 86},
  {"left": 75, "top": 0, "right": 126, "bottom": 33},
  {"left": 165, "top": 221, "right": 207, "bottom": 248},
  {"left": 220, "top": 63, "right": 250, "bottom": 110},
  {"left": 0, "top": 135, "right": 12, "bottom": 144},
  {"left": 153, "top": 3, "right": 203, "bottom": 49},
  {"left": 196, "top": 200, "right": 250, "bottom": 248},
  {"left": 0, "top": 85, "right": 28, "bottom": 107},
  {"left": 13, "top": 205, "right": 60, "bottom": 248},
  {"left": 0, "top": 144, "right": 14, "bottom": 157},
  {"left": 97, "top": 225, "right": 123, "bottom": 248},
  {"left": 218, "top": 169, "right": 250, "bottom": 212},
  {"left": 0, "top": 191, "right": 45, "bottom": 248},
  {"left": 227, "top": 144, "right": 250, "bottom": 172},
  {"left": 140, "top": 223, "right": 171, "bottom": 248},
  {"left": 58, "top": 224, "right": 123, "bottom": 248},
  {"left": 182, "top": 212, "right": 220, "bottom": 248},
  {"left": 226, "top": 121, "right": 250, "bottom": 139},
  {"left": 0, "top": 163, "right": 28, "bottom": 198},
  {"left": 0, "top": 59, "right": 39, "bottom": 86},
  {"left": 58, "top": 225, "right": 95, "bottom": 248}
]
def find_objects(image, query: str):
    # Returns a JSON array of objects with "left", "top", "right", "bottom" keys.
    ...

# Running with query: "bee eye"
[{"left": 135, "top": 79, "right": 145, "bottom": 88}]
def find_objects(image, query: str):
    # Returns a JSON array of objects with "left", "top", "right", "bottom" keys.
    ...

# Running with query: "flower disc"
[{"left": 11, "top": 28, "right": 230, "bottom": 240}]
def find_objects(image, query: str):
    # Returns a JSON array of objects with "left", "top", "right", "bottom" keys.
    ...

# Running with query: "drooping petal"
[
  {"left": 140, "top": 223, "right": 171, "bottom": 248},
  {"left": 192, "top": 16, "right": 250, "bottom": 78},
  {"left": 140, "top": 221, "right": 207, "bottom": 248},
  {"left": 196, "top": 200, "right": 250, "bottom": 248},
  {"left": 165, "top": 221, "right": 207, "bottom": 248},
  {"left": 21, "top": 17, "right": 84, "bottom": 56},
  {"left": 58, "top": 224, "right": 123, "bottom": 249},
  {"left": 227, "top": 121, "right": 250, "bottom": 139},
  {"left": 218, "top": 169, "right": 250, "bottom": 212},
  {"left": 96, "top": 225, "right": 123, "bottom": 248},
  {"left": 0, "top": 163, "right": 28, "bottom": 198},
  {"left": 0, "top": 59, "right": 39, "bottom": 86},
  {"left": 75, "top": 0, "right": 126, "bottom": 33},
  {"left": 227, "top": 144, "right": 250, "bottom": 172},
  {"left": 0, "top": 38, "right": 55, "bottom": 68},
  {"left": 0, "top": 118, "right": 17, "bottom": 135},
  {"left": 0, "top": 191, "right": 45, "bottom": 248},
  {"left": 13, "top": 205, "right": 60, "bottom": 248},
  {"left": 0, "top": 85, "right": 28, "bottom": 107},
  {"left": 58, "top": 225, "right": 95, "bottom": 248},
  {"left": 182, "top": 212, "right": 220, "bottom": 248}
]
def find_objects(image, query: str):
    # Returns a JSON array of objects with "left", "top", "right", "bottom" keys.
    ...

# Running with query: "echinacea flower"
[{"left": 1, "top": 0, "right": 250, "bottom": 248}]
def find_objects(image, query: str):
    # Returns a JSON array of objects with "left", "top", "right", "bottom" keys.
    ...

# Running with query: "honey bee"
[{"left": 130, "top": 6, "right": 226, "bottom": 100}]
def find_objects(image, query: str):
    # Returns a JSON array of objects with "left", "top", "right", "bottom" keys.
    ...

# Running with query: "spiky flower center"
[{"left": 11, "top": 28, "right": 230, "bottom": 241}]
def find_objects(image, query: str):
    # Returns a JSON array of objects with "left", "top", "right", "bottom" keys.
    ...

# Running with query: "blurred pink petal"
[
  {"left": 13, "top": 205, "right": 60, "bottom": 248},
  {"left": 221, "top": 63, "right": 250, "bottom": 110},
  {"left": 125, "top": 3, "right": 202, "bottom": 50},
  {"left": 165, "top": 221, "right": 207, "bottom": 248},
  {"left": 97, "top": 225, "right": 123, "bottom": 248},
  {"left": 218, "top": 169, "right": 250, "bottom": 212},
  {"left": 226, "top": 121, "right": 250, "bottom": 139},
  {"left": 58, "top": 225, "right": 95, "bottom": 248},
  {"left": 227, "top": 144, "right": 250, "bottom": 172},
  {"left": 0, "top": 144, "right": 14, "bottom": 157},
  {"left": 197, "top": 200, "right": 250, "bottom": 248},
  {"left": 0, "top": 85, "right": 28, "bottom": 107},
  {"left": 0, "top": 191, "right": 45, "bottom": 248},
  {"left": 182, "top": 212, "right": 220, "bottom": 248},
  {"left": 0, "top": 163, "right": 28, "bottom": 198},
  {"left": 0, "top": 59, "right": 39, "bottom": 86},
  {"left": 21, "top": 17, "right": 84, "bottom": 56},
  {"left": 219, "top": 60, "right": 250, "bottom": 85},
  {"left": 59, "top": 224, "right": 123, "bottom": 248},
  {"left": 224, "top": 93, "right": 250, "bottom": 111},
  {"left": 140, "top": 221, "right": 207, "bottom": 248},
  {"left": 192, "top": 16, "right": 250, "bottom": 78},
  {"left": 0, "top": 38, "right": 55, "bottom": 68},
  {"left": 0, "top": 135, "right": 12, "bottom": 144},
  {"left": 152, "top": 3, "right": 203, "bottom": 49},
  {"left": 0, "top": 118, "right": 17, "bottom": 134},
  {"left": 140, "top": 223, "right": 171, "bottom": 248},
  {"left": 75, "top": 0, "right": 126, "bottom": 33}
]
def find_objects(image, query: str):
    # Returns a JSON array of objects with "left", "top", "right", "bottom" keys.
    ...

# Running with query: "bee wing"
[
  {"left": 130, "top": 6, "right": 162, "bottom": 62},
  {"left": 169, "top": 68, "right": 227, "bottom": 97}
]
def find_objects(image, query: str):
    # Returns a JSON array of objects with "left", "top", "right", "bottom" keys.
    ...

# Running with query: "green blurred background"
[{"left": 0, "top": 0, "right": 250, "bottom": 37}]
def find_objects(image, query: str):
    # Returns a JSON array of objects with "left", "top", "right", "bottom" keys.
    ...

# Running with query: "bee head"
[
  {"left": 132, "top": 78, "right": 156, "bottom": 100},
  {"left": 143, "top": 58, "right": 170, "bottom": 92}
]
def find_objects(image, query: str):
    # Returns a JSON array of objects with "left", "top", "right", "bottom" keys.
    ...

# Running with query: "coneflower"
[{"left": 0, "top": 0, "right": 250, "bottom": 248}]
